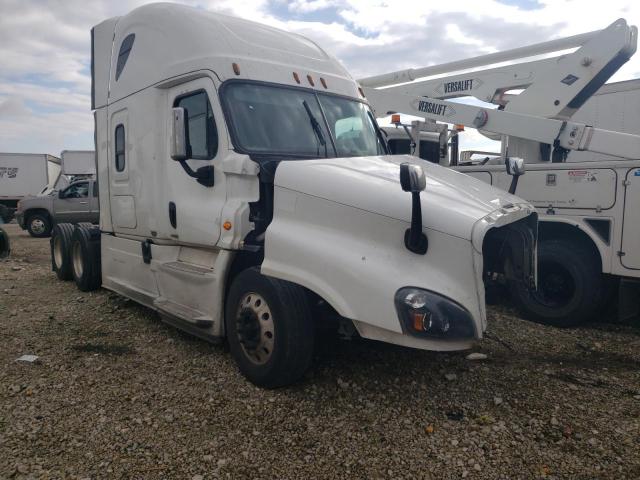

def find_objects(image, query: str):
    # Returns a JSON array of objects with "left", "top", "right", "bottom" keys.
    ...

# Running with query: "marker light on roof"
[
  {"left": 293, "top": 72, "right": 300, "bottom": 84},
  {"left": 307, "top": 75, "right": 315, "bottom": 87},
  {"left": 320, "top": 77, "right": 327, "bottom": 89},
  {"left": 232, "top": 63, "right": 240, "bottom": 75}
]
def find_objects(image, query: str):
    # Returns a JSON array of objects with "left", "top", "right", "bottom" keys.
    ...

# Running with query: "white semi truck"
[
  {"left": 0, "top": 153, "right": 61, "bottom": 222},
  {"left": 362, "top": 19, "right": 640, "bottom": 327},
  {"left": 51, "top": 4, "right": 539, "bottom": 388}
]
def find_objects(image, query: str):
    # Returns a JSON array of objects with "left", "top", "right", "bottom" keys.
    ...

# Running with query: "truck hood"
[{"left": 274, "top": 155, "right": 534, "bottom": 241}]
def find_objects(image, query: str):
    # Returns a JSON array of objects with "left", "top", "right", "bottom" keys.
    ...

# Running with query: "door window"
[
  {"left": 115, "top": 124, "right": 126, "bottom": 172},
  {"left": 64, "top": 182, "right": 89, "bottom": 199},
  {"left": 175, "top": 91, "right": 218, "bottom": 159}
]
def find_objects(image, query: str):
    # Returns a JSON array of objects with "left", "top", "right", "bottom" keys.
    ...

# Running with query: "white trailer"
[
  {"left": 50, "top": 4, "right": 539, "bottom": 388},
  {"left": 0, "top": 153, "right": 61, "bottom": 222},
  {"left": 61, "top": 150, "right": 96, "bottom": 176},
  {"left": 361, "top": 19, "right": 640, "bottom": 325}
]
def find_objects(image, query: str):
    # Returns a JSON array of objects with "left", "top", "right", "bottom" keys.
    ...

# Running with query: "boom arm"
[
  {"left": 361, "top": 19, "right": 637, "bottom": 120},
  {"left": 364, "top": 87, "right": 640, "bottom": 160}
]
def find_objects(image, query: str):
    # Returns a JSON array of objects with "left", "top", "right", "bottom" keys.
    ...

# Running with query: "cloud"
[{"left": 0, "top": 0, "right": 639, "bottom": 154}]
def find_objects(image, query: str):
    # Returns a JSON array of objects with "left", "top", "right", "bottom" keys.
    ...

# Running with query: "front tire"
[
  {"left": 510, "top": 240, "right": 603, "bottom": 327},
  {"left": 225, "top": 267, "right": 314, "bottom": 388},
  {"left": 27, "top": 213, "right": 52, "bottom": 238}
]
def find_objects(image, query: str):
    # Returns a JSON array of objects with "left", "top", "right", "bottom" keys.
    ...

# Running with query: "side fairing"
[{"left": 95, "top": 108, "right": 112, "bottom": 232}]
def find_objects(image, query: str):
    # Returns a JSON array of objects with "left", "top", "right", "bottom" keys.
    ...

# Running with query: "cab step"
[{"left": 154, "top": 297, "right": 214, "bottom": 328}]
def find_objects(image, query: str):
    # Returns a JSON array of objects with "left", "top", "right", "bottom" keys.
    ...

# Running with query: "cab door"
[
  {"left": 164, "top": 77, "right": 226, "bottom": 246},
  {"left": 54, "top": 181, "right": 91, "bottom": 223},
  {"left": 108, "top": 109, "right": 137, "bottom": 230}
]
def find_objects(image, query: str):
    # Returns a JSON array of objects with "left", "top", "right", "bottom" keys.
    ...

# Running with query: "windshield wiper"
[{"left": 302, "top": 100, "right": 328, "bottom": 158}]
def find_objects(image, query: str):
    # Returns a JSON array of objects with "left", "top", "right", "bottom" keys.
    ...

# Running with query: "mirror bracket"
[{"left": 178, "top": 161, "right": 215, "bottom": 188}]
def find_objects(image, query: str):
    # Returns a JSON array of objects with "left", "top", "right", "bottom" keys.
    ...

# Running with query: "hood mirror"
[
  {"left": 171, "top": 107, "right": 188, "bottom": 161},
  {"left": 505, "top": 157, "right": 525, "bottom": 194},
  {"left": 400, "top": 163, "right": 426, "bottom": 192},
  {"left": 505, "top": 156, "right": 525, "bottom": 177},
  {"left": 400, "top": 163, "right": 428, "bottom": 255}
]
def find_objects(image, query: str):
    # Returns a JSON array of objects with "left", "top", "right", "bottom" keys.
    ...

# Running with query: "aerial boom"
[
  {"left": 364, "top": 87, "right": 640, "bottom": 160},
  {"left": 361, "top": 19, "right": 637, "bottom": 120}
]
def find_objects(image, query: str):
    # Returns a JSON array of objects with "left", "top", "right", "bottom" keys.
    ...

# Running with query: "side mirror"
[
  {"left": 505, "top": 156, "right": 525, "bottom": 177},
  {"left": 399, "top": 162, "right": 428, "bottom": 255},
  {"left": 400, "top": 163, "right": 426, "bottom": 193},
  {"left": 58, "top": 190, "right": 65, "bottom": 199},
  {"left": 171, "top": 107, "right": 188, "bottom": 161},
  {"left": 505, "top": 157, "right": 525, "bottom": 195}
]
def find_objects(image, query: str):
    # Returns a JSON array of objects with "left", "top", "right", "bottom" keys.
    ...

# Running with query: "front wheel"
[
  {"left": 510, "top": 240, "right": 603, "bottom": 327},
  {"left": 27, "top": 213, "right": 52, "bottom": 238},
  {"left": 225, "top": 267, "right": 314, "bottom": 388}
]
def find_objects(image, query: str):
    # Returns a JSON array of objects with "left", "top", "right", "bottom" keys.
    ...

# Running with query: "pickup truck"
[{"left": 16, "top": 179, "right": 99, "bottom": 237}]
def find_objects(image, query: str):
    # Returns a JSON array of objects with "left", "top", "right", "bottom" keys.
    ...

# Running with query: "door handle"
[{"left": 79, "top": 202, "right": 88, "bottom": 205}]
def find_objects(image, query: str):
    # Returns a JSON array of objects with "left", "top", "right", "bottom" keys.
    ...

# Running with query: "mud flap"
[
  {"left": 503, "top": 221, "right": 537, "bottom": 291},
  {"left": 618, "top": 279, "right": 640, "bottom": 323}
]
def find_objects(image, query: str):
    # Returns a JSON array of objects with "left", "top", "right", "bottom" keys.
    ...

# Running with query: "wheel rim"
[
  {"left": 53, "top": 236, "right": 64, "bottom": 268},
  {"left": 72, "top": 241, "right": 83, "bottom": 279},
  {"left": 533, "top": 261, "right": 576, "bottom": 308},
  {"left": 31, "top": 218, "right": 46, "bottom": 234},
  {"left": 235, "top": 292, "right": 274, "bottom": 365}
]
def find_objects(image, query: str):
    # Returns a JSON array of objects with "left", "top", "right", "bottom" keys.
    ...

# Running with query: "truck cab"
[{"left": 50, "top": 4, "right": 539, "bottom": 388}]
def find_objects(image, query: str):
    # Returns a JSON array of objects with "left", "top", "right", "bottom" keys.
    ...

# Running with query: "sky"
[{"left": 1, "top": 0, "right": 639, "bottom": 155}]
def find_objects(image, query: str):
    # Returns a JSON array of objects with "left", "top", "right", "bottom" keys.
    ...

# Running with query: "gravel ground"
[{"left": 1, "top": 223, "right": 640, "bottom": 479}]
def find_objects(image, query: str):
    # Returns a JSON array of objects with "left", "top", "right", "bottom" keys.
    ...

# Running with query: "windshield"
[{"left": 222, "top": 82, "right": 386, "bottom": 158}]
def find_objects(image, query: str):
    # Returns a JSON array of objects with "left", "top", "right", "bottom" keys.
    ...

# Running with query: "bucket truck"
[{"left": 361, "top": 19, "right": 640, "bottom": 326}]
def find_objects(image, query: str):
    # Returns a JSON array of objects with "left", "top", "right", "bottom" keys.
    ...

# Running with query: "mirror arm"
[
  {"left": 508, "top": 176, "right": 519, "bottom": 195},
  {"left": 405, "top": 192, "right": 428, "bottom": 255},
  {"left": 178, "top": 160, "right": 215, "bottom": 187}
]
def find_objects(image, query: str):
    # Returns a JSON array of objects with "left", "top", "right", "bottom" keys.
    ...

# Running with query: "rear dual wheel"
[
  {"left": 51, "top": 223, "right": 75, "bottom": 280},
  {"left": 70, "top": 226, "right": 101, "bottom": 292},
  {"left": 51, "top": 223, "right": 101, "bottom": 291}
]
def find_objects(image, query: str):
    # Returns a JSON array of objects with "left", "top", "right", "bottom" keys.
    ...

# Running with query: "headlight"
[{"left": 394, "top": 287, "right": 476, "bottom": 339}]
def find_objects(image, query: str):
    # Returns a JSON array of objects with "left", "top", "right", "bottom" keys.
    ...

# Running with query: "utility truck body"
[
  {"left": 458, "top": 80, "right": 640, "bottom": 322},
  {"left": 51, "top": 4, "right": 538, "bottom": 387}
]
